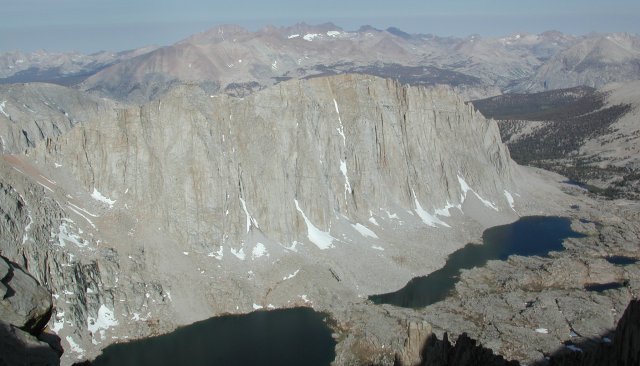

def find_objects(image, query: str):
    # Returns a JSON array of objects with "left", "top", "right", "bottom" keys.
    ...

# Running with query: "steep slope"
[{"left": 0, "top": 74, "right": 550, "bottom": 363}]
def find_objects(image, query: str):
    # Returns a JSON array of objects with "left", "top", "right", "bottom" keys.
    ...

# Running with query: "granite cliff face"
[
  {"left": 37, "top": 74, "right": 518, "bottom": 254},
  {"left": 0, "top": 74, "right": 541, "bottom": 363}
]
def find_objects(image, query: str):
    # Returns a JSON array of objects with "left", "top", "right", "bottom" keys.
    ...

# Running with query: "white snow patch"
[
  {"left": 67, "top": 202, "right": 98, "bottom": 217},
  {"left": 65, "top": 336, "right": 84, "bottom": 356},
  {"left": 39, "top": 175, "right": 56, "bottom": 185},
  {"left": 504, "top": 190, "right": 516, "bottom": 211},
  {"left": 434, "top": 201, "right": 461, "bottom": 217},
  {"left": 252, "top": 303, "right": 263, "bottom": 310},
  {"left": 91, "top": 188, "right": 116, "bottom": 208},
  {"left": 22, "top": 213, "right": 33, "bottom": 244},
  {"left": 294, "top": 199, "right": 334, "bottom": 250},
  {"left": 385, "top": 210, "right": 399, "bottom": 220},
  {"left": 231, "top": 247, "right": 246, "bottom": 260},
  {"left": 288, "top": 34, "right": 300, "bottom": 39},
  {"left": 251, "top": 243, "right": 269, "bottom": 259},
  {"left": 182, "top": 251, "right": 189, "bottom": 256},
  {"left": 0, "top": 101, "right": 9, "bottom": 118},
  {"left": 333, "top": 99, "right": 346, "bottom": 145},
  {"left": 327, "top": 31, "right": 340, "bottom": 37},
  {"left": 87, "top": 305, "right": 118, "bottom": 338},
  {"left": 535, "top": 328, "right": 549, "bottom": 334},
  {"left": 54, "top": 162, "right": 62, "bottom": 168},
  {"left": 86, "top": 288, "right": 95, "bottom": 294},
  {"left": 134, "top": 312, "right": 151, "bottom": 321},
  {"left": 267, "top": 304, "right": 275, "bottom": 309},
  {"left": 413, "top": 191, "right": 450, "bottom": 228},
  {"left": 340, "top": 160, "right": 352, "bottom": 200},
  {"left": 66, "top": 202, "right": 98, "bottom": 228},
  {"left": 271, "top": 60, "right": 278, "bottom": 70},
  {"left": 240, "top": 197, "right": 258, "bottom": 233},
  {"left": 37, "top": 181, "right": 54, "bottom": 193},
  {"left": 457, "top": 175, "right": 499, "bottom": 211},
  {"left": 458, "top": 175, "right": 471, "bottom": 198},
  {"left": 300, "top": 294, "right": 311, "bottom": 303},
  {"left": 303, "top": 33, "right": 320, "bottom": 41},
  {"left": 473, "top": 192, "right": 499, "bottom": 211},
  {"left": 352, "top": 223, "right": 378, "bottom": 238},
  {"left": 208, "top": 246, "right": 224, "bottom": 260},
  {"left": 283, "top": 269, "right": 300, "bottom": 281},
  {"left": 284, "top": 241, "right": 299, "bottom": 252},
  {"left": 51, "top": 312, "right": 65, "bottom": 334},
  {"left": 371, "top": 245, "right": 385, "bottom": 251},
  {"left": 56, "top": 222, "right": 88, "bottom": 248}
]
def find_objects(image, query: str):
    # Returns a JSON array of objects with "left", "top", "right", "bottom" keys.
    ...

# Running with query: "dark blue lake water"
[
  {"left": 369, "top": 216, "right": 585, "bottom": 308},
  {"left": 605, "top": 256, "right": 638, "bottom": 266},
  {"left": 92, "top": 307, "right": 336, "bottom": 366}
]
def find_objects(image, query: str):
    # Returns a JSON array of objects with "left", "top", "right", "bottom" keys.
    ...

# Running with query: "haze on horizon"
[{"left": 1, "top": 0, "right": 639, "bottom": 53}]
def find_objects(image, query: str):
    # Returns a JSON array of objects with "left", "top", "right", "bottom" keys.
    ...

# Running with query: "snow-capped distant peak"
[{"left": 303, "top": 33, "right": 321, "bottom": 42}]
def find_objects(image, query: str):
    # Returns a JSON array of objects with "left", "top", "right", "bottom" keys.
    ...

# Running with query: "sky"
[{"left": 1, "top": 0, "right": 639, "bottom": 53}]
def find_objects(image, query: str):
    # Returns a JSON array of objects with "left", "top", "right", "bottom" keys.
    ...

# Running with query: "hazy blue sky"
[{"left": 1, "top": 0, "right": 639, "bottom": 52}]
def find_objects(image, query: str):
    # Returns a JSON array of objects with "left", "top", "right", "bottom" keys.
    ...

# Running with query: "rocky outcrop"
[
  {"left": 0, "top": 255, "right": 60, "bottom": 366},
  {"left": 417, "top": 332, "right": 519, "bottom": 366},
  {"left": 0, "top": 256, "right": 52, "bottom": 334},
  {"left": 396, "top": 321, "right": 434, "bottom": 366},
  {"left": 0, "top": 320, "right": 60, "bottom": 366},
  {"left": 544, "top": 299, "right": 640, "bottom": 366}
]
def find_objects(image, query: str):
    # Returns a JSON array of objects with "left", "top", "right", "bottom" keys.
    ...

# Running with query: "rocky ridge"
[
  {"left": 75, "top": 24, "right": 640, "bottom": 103},
  {"left": 0, "top": 47, "right": 158, "bottom": 84}
]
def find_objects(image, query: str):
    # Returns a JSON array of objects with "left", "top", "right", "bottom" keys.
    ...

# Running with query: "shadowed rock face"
[
  {"left": 0, "top": 255, "right": 52, "bottom": 335},
  {"left": 0, "top": 320, "right": 61, "bottom": 366},
  {"left": 0, "top": 255, "right": 60, "bottom": 366},
  {"left": 395, "top": 299, "right": 640, "bottom": 366},
  {"left": 541, "top": 299, "right": 640, "bottom": 366}
]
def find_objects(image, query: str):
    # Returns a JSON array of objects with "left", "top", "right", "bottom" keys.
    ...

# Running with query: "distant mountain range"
[{"left": 1, "top": 24, "right": 639, "bottom": 102}]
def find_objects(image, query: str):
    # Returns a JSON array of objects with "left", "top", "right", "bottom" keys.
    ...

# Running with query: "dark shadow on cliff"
[
  {"left": 398, "top": 299, "right": 639, "bottom": 366},
  {"left": 410, "top": 332, "right": 519, "bottom": 366},
  {"left": 530, "top": 299, "right": 639, "bottom": 366}
]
